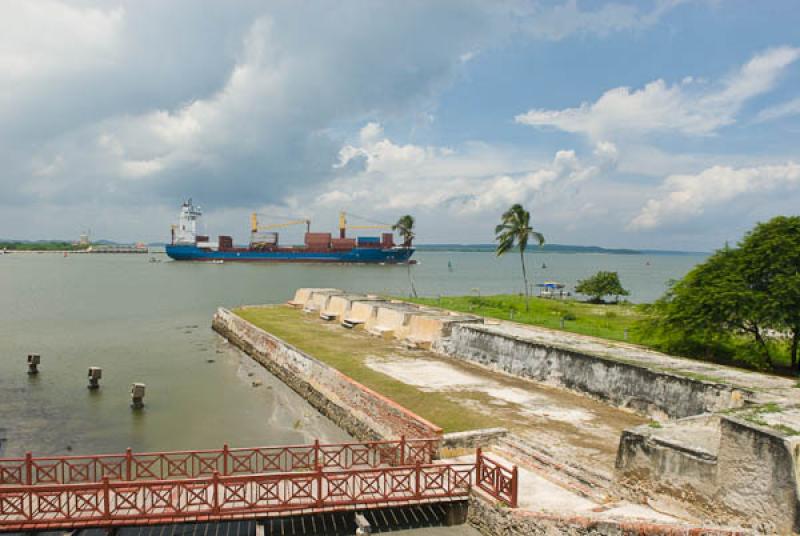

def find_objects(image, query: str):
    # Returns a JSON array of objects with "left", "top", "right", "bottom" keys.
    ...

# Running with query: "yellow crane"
[
  {"left": 338, "top": 211, "right": 392, "bottom": 238},
  {"left": 251, "top": 213, "right": 310, "bottom": 234}
]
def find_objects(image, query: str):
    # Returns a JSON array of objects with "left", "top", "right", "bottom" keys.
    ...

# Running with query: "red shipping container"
[{"left": 331, "top": 238, "right": 356, "bottom": 249}]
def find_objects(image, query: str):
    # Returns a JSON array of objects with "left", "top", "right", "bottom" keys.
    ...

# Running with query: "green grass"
[
  {"left": 235, "top": 306, "right": 497, "bottom": 433},
  {"left": 405, "top": 294, "right": 797, "bottom": 376},
  {"left": 404, "top": 294, "right": 645, "bottom": 343}
]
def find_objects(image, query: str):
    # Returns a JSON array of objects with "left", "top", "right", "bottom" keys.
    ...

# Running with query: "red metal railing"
[
  {"left": 0, "top": 442, "right": 518, "bottom": 531},
  {"left": 475, "top": 448, "right": 518, "bottom": 508},
  {"left": 0, "top": 438, "right": 437, "bottom": 486},
  {"left": 0, "top": 462, "right": 474, "bottom": 530}
]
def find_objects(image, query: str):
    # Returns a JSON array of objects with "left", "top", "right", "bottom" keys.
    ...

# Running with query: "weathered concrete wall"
[
  {"left": 406, "top": 313, "right": 482, "bottom": 346},
  {"left": 288, "top": 287, "right": 338, "bottom": 307},
  {"left": 304, "top": 290, "right": 343, "bottom": 312},
  {"left": 616, "top": 415, "right": 721, "bottom": 502},
  {"left": 322, "top": 294, "right": 384, "bottom": 322},
  {"left": 442, "top": 428, "right": 508, "bottom": 450},
  {"left": 345, "top": 300, "right": 383, "bottom": 326},
  {"left": 435, "top": 324, "right": 747, "bottom": 419},
  {"left": 212, "top": 307, "right": 442, "bottom": 442},
  {"left": 467, "top": 494, "right": 742, "bottom": 536},
  {"left": 617, "top": 415, "right": 800, "bottom": 533},
  {"left": 714, "top": 417, "right": 800, "bottom": 534}
]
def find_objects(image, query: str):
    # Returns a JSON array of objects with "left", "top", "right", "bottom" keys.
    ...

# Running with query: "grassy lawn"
[
  {"left": 234, "top": 306, "right": 497, "bottom": 433},
  {"left": 404, "top": 294, "right": 646, "bottom": 343}
]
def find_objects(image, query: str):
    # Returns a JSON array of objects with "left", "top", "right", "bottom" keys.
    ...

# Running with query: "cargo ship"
[{"left": 165, "top": 200, "right": 414, "bottom": 263}]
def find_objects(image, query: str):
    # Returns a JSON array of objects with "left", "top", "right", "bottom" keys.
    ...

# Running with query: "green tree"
[
  {"left": 575, "top": 271, "right": 629, "bottom": 303},
  {"left": 737, "top": 216, "right": 800, "bottom": 369},
  {"left": 495, "top": 204, "right": 545, "bottom": 311},
  {"left": 644, "top": 247, "right": 774, "bottom": 367},
  {"left": 393, "top": 215, "right": 417, "bottom": 297},
  {"left": 642, "top": 216, "right": 800, "bottom": 371}
]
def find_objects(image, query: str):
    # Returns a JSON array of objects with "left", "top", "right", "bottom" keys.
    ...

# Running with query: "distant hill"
[{"left": 415, "top": 243, "right": 706, "bottom": 255}]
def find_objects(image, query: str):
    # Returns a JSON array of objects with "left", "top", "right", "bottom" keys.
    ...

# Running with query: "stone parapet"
[{"left": 212, "top": 307, "right": 442, "bottom": 442}]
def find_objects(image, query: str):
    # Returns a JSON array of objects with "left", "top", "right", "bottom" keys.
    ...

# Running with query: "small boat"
[
  {"left": 208, "top": 259, "right": 224, "bottom": 264},
  {"left": 536, "top": 281, "right": 566, "bottom": 298}
]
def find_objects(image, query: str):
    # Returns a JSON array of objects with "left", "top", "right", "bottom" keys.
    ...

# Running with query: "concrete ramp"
[
  {"left": 321, "top": 294, "right": 385, "bottom": 322},
  {"left": 287, "top": 288, "right": 340, "bottom": 307}
]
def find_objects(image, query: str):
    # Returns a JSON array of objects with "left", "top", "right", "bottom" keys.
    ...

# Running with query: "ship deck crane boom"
[
  {"left": 338, "top": 211, "right": 392, "bottom": 238},
  {"left": 251, "top": 213, "right": 311, "bottom": 233}
]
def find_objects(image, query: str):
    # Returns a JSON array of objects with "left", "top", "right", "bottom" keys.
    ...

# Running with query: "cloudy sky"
[{"left": 2, "top": 0, "right": 798, "bottom": 250}]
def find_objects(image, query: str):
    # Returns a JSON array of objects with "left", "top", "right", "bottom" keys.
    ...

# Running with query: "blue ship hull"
[{"left": 165, "top": 244, "right": 414, "bottom": 263}]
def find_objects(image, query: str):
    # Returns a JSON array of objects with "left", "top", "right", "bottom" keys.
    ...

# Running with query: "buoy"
[
  {"left": 130, "top": 383, "right": 146, "bottom": 409},
  {"left": 88, "top": 367, "right": 102, "bottom": 389},
  {"left": 27, "top": 354, "right": 40, "bottom": 375}
]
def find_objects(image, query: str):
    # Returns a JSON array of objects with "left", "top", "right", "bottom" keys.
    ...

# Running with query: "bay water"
[{"left": 0, "top": 250, "right": 704, "bottom": 457}]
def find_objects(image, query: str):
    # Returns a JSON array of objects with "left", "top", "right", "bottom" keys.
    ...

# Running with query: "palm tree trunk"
[
  {"left": 520, "top": 247, "right": 529, "bottom": 311},
  {"left": 407, "top": 262, "right": 417, "bottom": 298}
]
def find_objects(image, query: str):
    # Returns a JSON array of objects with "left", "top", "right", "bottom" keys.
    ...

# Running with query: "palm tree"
[
  {"left": 393, "top": 215, "right": 415, "bottom": 247},
  {"left": 495, "top": 204, "right": 545, "bottom": 311},
  {"left": 393, "top": 215, "right": 417, "bottom": 297}
]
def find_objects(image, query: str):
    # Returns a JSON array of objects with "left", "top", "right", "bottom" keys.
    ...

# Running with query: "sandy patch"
[{"left": 366, "top": 357, "right": 596, "bottom": 426}]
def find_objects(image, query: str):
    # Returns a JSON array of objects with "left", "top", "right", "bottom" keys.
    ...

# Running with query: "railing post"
[
  {"left": 399, "top": 435, "right": 406, "bottom": 466},
  {"left": 414, "top": 461, "right": 422, "bottom": 500},
  {"left": 314, "top": 439, "right": 320, "bottom": 470},
  {"left": 510, "top": 465, "right": 519, "bottom": 508},
  {"left": 125, "top": 448, "right": 133, "bottom": 481},
  {"left": 25, "top": 452, "right": 33, "bottom": 485},
  {"left": 102, "top": 477, "right": 111, "bottom": 519},
  {"left": 223, "top": 443, "right": 229, "bottom": 476},
  {"left": 212, "top": 471, "right": 220, "bottom": 514},
  {"left": 475, "top": 447, "right": 482, "bottom": 485},
  {"left": 316, "top": 464, "right": 324, "bottom": 507}
]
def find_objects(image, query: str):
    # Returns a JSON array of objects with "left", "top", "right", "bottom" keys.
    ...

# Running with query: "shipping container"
[
  {"left": 357, "top": 236, "right": 380, "bottom": 243},
  {"left": 305, "top": 232, "right": 332, "bottom": 240},
  {"left": 331, "top": 238, "right": 356, "bottom": 250},
  {"left": 218, "top": 235, "right": 234, "bottom": 250},
  {"left": 381, "top": 233, "right": 394, "bottom": 247}
]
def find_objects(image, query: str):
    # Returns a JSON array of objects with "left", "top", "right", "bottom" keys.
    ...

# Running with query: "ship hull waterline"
[{"left": 165, "top": 244, "right": 415, "bottom": 264}]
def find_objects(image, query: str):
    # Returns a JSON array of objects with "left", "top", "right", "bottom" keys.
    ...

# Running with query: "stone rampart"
[
  {"left": 212, "top": 307, "right": 442, "bottom": 442},
  {"left": 434, "top": 323, "right": 748, "bottom": 419},
  {"left": 616, "top": 413, "right": 800, "bottom": 533}
]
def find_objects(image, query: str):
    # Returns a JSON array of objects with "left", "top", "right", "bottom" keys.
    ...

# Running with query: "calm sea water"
[{"left": 0, "top": 250, "right": 703, "bottom": 458}]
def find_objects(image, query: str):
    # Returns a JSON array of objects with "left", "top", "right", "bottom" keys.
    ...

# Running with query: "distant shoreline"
[
  {"left": 414, "top": 244, "right": 708, "bottom": 256},
  {"left": 1, "top": 240, "right": 708, "bottom": 256}
]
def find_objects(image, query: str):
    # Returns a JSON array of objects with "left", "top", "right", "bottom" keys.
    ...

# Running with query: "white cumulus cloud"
[
  {"left": 314, "top": 123, "right": 603, "bottom": 216},
  {"left": 755, "top": 97, "right": 800, "bottom": 123},
  {"left": 515, "top": 46, "right": 800, "bottom": 140},
  {"left": 630, "top": 162, "right": 800, "bottom": 229}
]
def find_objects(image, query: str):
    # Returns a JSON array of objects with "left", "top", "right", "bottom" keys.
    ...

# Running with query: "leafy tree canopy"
[
  {"left": 575, "top": 271, "right": 629, "bottom": 303},
  {"left": 644, "top": 216, "right": 800, "bottom": 371}
]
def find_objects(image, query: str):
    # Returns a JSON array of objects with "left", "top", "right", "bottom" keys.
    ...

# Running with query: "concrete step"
[
  {"left": 492, "top": 434, "right": 615, "bottom": 502},
  {"left": 341, "top": 318, "right": 364, "bottom": 329}
]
